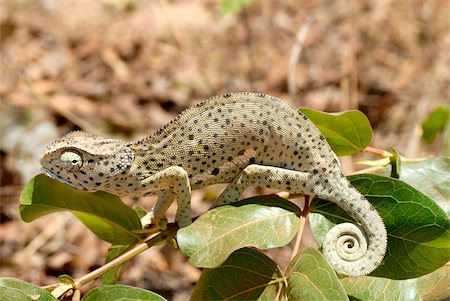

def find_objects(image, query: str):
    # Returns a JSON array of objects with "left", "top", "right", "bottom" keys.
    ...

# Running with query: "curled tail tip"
[{"left": 323, "top": 222, "right": 387, "bottom": 277}]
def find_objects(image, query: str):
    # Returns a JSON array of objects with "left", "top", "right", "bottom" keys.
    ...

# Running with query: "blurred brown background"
[{"left": 0, "top": 0, "right": 448, "bottom": 300}]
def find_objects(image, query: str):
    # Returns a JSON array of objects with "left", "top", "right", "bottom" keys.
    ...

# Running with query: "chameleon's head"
[{"left": 40, "top": 131, "right": 134, "bottom": 191}]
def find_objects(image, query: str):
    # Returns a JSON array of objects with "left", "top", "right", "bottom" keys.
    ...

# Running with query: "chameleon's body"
[{"left": 40, "top": 92, "right": 387, "bottom": 276}]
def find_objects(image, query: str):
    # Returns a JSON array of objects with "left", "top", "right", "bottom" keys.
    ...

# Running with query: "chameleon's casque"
[{"left": 40, "top": 92, "right": 387, "bottom": 277}]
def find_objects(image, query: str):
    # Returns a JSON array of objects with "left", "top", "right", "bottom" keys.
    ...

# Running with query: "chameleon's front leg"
[{"left": 140, "top": 166, "right": 192, "bottom": 227}]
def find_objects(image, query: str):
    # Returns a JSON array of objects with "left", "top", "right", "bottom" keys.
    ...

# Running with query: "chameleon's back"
[{"left": 130, "top": 92, "right": 340, "bottom": 190}]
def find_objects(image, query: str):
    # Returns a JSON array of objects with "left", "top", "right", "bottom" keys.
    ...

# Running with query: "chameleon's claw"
[
  {"left": 156, "top": 218, "right": 168, "bottom": 230},
  {"left": 141, "top": 210, "right": 168, "bottom": 231}
]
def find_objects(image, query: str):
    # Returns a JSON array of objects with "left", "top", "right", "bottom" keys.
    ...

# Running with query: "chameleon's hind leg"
[
  {"left": 211, "top": 164, "right": 315, "bottom": 208},
  {"left": 140, "top": 166, "right": 192, "bottom": 227}
]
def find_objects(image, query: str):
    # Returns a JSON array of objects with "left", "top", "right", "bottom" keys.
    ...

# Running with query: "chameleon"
[{"left": 40, "top": 92, "right": 387, "bottom": 277}]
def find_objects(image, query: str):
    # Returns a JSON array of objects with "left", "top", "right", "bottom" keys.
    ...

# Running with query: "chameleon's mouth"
[{"left": 41, "top": 167, "right": 85, "bottom": 190}]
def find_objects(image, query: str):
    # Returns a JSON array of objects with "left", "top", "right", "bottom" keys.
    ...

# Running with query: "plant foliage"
[{"left": 10, "top": 109, "right": 449, "bottom": 300}]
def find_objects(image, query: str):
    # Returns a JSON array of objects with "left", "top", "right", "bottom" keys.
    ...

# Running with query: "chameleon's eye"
[{"left": 60, "top": 151, "right": 83, "bottom": 172}]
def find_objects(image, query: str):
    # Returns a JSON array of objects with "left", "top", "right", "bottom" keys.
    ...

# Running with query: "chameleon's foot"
[
  {"left": 141, "top": 211, "right": 168, "bottom": 231},
  {"left": 140, "top": 211, "right": 154, "bottom": 228}
]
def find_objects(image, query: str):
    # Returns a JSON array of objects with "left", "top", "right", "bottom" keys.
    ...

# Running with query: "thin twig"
[
  {"left": 363, "top": 146, "right": 393, "bottom": 157},
  {"left": 75, "top": 225, "right": 177, "bottom": 287},
  {"left": 288, "top": 15, "right": 314, "bottom": 97},
  {"left": 290, "top": 195, "right": 309, "bottom": 260},
  {"left": 242, "top": 7, "right": 257, "bottom": 88},
  {"left": 41, "top": 225, "right": 178, "bottom": 293}
]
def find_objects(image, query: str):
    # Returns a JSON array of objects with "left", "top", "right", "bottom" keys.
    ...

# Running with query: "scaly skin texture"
[{"left": 40, "top": 92, "right": 387, "bottom": 276}]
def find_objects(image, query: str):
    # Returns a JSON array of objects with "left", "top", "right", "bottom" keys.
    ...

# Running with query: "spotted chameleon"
[{"left": 40, "top": 92, "right": 387, "bottom": 276}]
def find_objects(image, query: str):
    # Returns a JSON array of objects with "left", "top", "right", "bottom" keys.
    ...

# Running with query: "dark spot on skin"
[
  {"left": 157, "top": 163, "right": 164, "bottom": 168},
  {"left": 188, "top": 134, "right": 194, "bottom": 140},
  {"left": 212, "top": 168, "right": 220, "bottom": 175}
]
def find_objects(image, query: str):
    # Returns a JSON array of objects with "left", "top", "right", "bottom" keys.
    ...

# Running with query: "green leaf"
[
  {"left": 285, "top": 248, "right": 348, "bottom": 301},
  {"left": 310, "top": 174, "right": 450, "bottom": 280},
  {"left": 0, "top": 277, "right": 57, "bottom": 301},
  {"left": 57, "top": 274, "right": 75, "bottom": 286},
  {"left": 300, "top": 108, "right": 372, "bottom": 156},
  {"left": 378, "top": 157, "right": 450, "bottom": 213},
  {"left": 341, "top": 265, "right": 449, "bottom": 301},
  {"left": 178, "top": 196, "right": 300, "bottom": 268},
  {"left": 0, "top": 287, "right": 35, "bottom": 301},
  {"left": 221, "top": 0, "right": 254, "bottom": 14},
  {"left": 340, "top": 276, "right": 419, "bottom": 301},
  {"left": 339, "top": 265, "right": 450, "bottom": 301},
  {"left": 20, "top": 174, "right": 142, "bottom": 245},
  {"left": 416, "top": 265, "right": 450, "bottom": 300},
  {"left": 421, "top": 105, "right": 449, "bottom": 144},
  {"left": 191, "top": 248, "right": 282, "bottom": 300},
  {"left": 81, "top": 284, "right": 167, "bottom": 301}
]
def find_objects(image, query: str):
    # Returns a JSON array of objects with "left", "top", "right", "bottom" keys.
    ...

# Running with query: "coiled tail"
[{"left": 317, "top": 177, "right": 387, "bottom": 277}]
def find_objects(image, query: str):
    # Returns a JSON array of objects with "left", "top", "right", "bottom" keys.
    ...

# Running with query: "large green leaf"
[
  {"left": 340, "top": 265, "right": 449, "bottom": 301},
  {"left": 340, "top": 276, "right": 419, "bottom": 301},
  {"left": 379, "top": 157, "right": 450, "bottom": 213},
  {"left": 285, "top": 248, "right": 348, "bottom": 301},
  {"left": 178, "top": 196, "right": 300, "bottom": 268},
  {"left": 81, "top": 285, "right": 167, "bottom": 301},
  {"left": 20, "top": 174, "right": 142, "bottom": 245},
  {"left": 191, "top": 248, "right": 282, "bottom": 300},
  {"left": 0, "top": 277, "right": 57, "bottom": 301},
  {"left": 309, "top": 174, "right": 450, "bottom": 280},
  {"left": 421, "top": 105, "right": 449, "bottom": 144},
  {"left": 416, "top": 265, "right": 450, "bottom": 300},
  {"left": 300, "top": 108, "right": 372, "bottom": 156}
]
